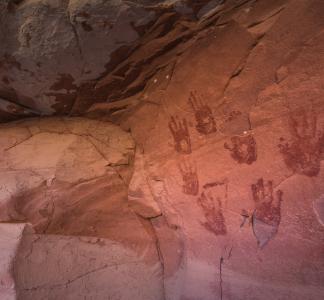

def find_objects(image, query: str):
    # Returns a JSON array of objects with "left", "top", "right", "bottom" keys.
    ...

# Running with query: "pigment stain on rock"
[
  {"left": 224, "top": 133, "right": 257, "bottom": 165},
  {"left": 278, "top": 107, "right": 324, "bottom": 177},
  {"left": 188, "top": 90, "right": 216, "bottom": 135},
  {"left": 169, "top": 115, "right": 192, "bottom": 154},
  {"left": 178, "top": 159, "right": 199, "bottom": 196},
  {"left": 251, "top": 178, "right": 283, "bottom": 248}
]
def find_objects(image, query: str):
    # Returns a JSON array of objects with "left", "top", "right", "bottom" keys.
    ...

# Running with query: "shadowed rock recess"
[{"left": 0, "top": 0, "right": 324, "bottom": 299}]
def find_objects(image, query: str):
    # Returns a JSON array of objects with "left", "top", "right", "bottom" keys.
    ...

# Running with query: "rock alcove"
[{"left": 1, "top": 0, "right": 324, "bottom": 299}]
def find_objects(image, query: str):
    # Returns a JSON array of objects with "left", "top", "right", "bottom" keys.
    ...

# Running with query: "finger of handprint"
[
  {"left": 192, "top": 91, "right": 200, "bottom": 108},
  {"left": 168, "top": 121, "right": 176, "bottom": 135},
  {"left": 257, "top": 178, "right": 265, "bottom": 200},
  {"left": 265, "top": 180, "right": 273, "bottom": 196},
  {"left": 256, "top": 178, "right": 264, "bottom": 194},
  {"left": 189, "top": 92, "right": 197, "bottom": 110},
  {"left": 207, "top": 191, "right": 214, "bottom": 203},
  {"left": 201, "top": 192, "right": 207, "bottom": 202},
  {"left": 224, "top": 142, "right": 233, "bottom": 150},
  {"left": 175, "top": 116, "right": 183, "bottom": 130},
  {"left": 192, "top": 90, "right": 202, "bottom": 108},
  {"left": 251, "top": 184, "right": 258, "bottom": 201},
  {"left": 170, "top": 116, "right": 178, "bottom": 129},
  {"left": 197, "top": 92, "right": 205, "bottom": 108}
]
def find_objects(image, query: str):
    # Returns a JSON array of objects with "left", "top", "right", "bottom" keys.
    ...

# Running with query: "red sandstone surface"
[{"left": 0, "top": 0, "right": 324, "bottom": 299}]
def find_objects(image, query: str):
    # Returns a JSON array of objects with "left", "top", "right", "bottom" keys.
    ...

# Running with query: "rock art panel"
[
  {"left": 169, "top": 116, "right": 192, "bottom": 154},
  {"left": 224, "top": 133, "right": 257, "bottom": 165},
  {"left": 278, "top": 107, "right": 324, "bottom": 177},
  {"left": 251, "top": 178, "right": 283, "bottom": 248},
  {"left": 178, "top": 160, "right": 199, "bottom": 196},
  {"left": 188, "top": 91, "right": 216, "bottom": 135}
]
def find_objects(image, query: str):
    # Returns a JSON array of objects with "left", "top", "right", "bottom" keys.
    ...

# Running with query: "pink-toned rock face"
[
  {"left": 120, "top": 0, "right": 324, "bottom": 299},
  {"left": 0, "top": 223, "right": 30, "bottom": 300},
  {"left": 1, "top": 0, "right": 324, "bottom": 299},
  {"left": 0, "top": 117, "right": 139, "bottom": 239},
  {"left": 0, "top": 117, "right": 164, "bottom": 299}
]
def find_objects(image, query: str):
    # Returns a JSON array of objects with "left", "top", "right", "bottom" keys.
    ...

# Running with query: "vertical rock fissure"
[
  {"left": 148, "top": 217, "right": 166, "bottom": 300},
  {"left": 219, "top": 256, "right": 224, "bottom": 300}
]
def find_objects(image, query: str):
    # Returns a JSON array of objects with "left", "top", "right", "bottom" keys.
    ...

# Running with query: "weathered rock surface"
[
  {"left": 1, "top": 0, "right": 324, "bottom": 299},
  {"left": 0, "top": 223, "right": 30, "bottom": 300},
  {"left": 0, "top": 117, "right": 163, "bottom": 298},
  {"left": 14, "top": 230, "right": 163, "bottom": 300},
  {"left": 118, "top": 0, "right": 324, "bottom": 299},
  {"left": 0, "top": 0, "right": 222, "bottom": 121}
]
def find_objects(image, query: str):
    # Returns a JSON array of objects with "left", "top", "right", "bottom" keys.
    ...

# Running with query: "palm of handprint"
[
  {"left": 169, "top": 116, "right": 192, "bottom": 154},
  {"left": 251, "top": 178, "right": 283, "bottom": 248},
  {"left": 179, "top": 160, "right": 199, "bottom": 196},
  {"left": 197, "top": 191, "right": 226, "bottom": 236},
  {"left": 278, "top": 108, "right": 324, "bottom": 177},
  {"left": 224, "top": 134, "right": 257, "bottom": 165},
  {"left": 189, "top": 91, "right": 216, "bottom": 135}
]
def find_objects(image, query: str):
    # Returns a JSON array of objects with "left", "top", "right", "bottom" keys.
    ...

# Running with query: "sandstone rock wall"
[
  {"left": 0, "top": 117, "right": 163, "bottom": 299},
  {"left": 0, "top": 0, "right": 324, "bottom": 299},
  {"left": 119, "top": 0, "right": 324, "bottom": 299}
]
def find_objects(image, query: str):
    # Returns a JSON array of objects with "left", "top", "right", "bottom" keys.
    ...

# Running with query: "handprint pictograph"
[
  {"left": 278, "top": 108, "right": 324, "bottom": 177},
  {"left": 251, "top": 178, "right": 283, "bottom": 248},
  {"left": 224, "top": 134, "right": 257, "bottom": 165},
  {"left": 197, "top": 191, "right": 226, "bottom": 236},
  {"left": 169, "top": 116, "right": 192, "bottom": 154},
  {"left": 178, "top": 160, "right": 199, "bottom": 196},
  {"left": 188, "top": 91, "right": 216, "bottom": 135}
]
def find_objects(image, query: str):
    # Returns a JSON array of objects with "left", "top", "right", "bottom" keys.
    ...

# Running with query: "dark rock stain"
[
  {"left": 278, "top": 108, "right": 324, "bottom": 177},
  {"left": 197, "top": 191, "right": 227, "bottom": 236},
  {"left": 178, "top": 160, "right": 199, "bottom": 195},
  {"left": 188, "top": 90, "right": 216, "bottom": 135},
  {"left": 169, "top": 115, "right": 192, "bottom": 154},
  {"left": 251, "top": 178, "right": 283, "bottom": 248},
  {"left": 224, "top": 134, "right": 257, "bottom": 165}
]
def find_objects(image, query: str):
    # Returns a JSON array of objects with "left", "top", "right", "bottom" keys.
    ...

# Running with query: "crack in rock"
[{"left": 23, "top": 260, "right": 142, "bottom": 292}]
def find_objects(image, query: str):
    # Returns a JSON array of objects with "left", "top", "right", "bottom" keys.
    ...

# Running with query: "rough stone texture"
[
  {"left": 0, "top": 117, "right": 147, "bottom": 241},
  {"left": 117, "top": 0, "right": 324, "bottom": 299},
  {"left": 0, "top": 223, "right": 30, "bottom": 300},
  {"left": 0, "top": 0, "right": 222, "bottom": 121},
  {"left": 0, "top": 117, "right": 163, "bottom": 298},
  {"left": 1, "top": 0, "right": 324, "bottom": 299},
  {"left": 14, "top": 230, "right": 163, "bottom": 300}
]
